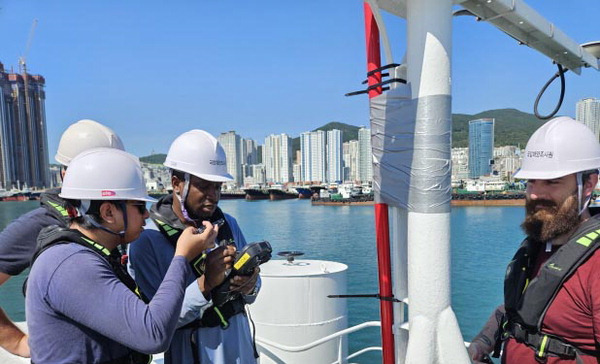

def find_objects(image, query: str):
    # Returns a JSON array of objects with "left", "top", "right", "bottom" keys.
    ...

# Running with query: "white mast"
[
  {"left": 368, "top": 0, "right": 599, "bottom": 363},
  {"left": 402, "top": 0, "right": 470, "bottom": 363}
]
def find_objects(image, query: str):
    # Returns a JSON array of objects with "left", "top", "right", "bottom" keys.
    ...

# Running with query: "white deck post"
[{"left": 403, "top": 0, "right": 470, "bottom": 362}]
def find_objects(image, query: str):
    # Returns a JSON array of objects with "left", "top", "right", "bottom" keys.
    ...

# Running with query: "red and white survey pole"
[{"left": 363, "top": 3, "right": 395, "bottom": 364}]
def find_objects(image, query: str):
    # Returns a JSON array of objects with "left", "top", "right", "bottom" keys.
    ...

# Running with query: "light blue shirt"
[{"left": 129, "top": 213, "right": 259, "bottom": 364}]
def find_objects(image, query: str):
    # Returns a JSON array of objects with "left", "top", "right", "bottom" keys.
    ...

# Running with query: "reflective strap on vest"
[
  {"left": 45, "top": 200, "right": 70, "bottom": 217},
  {"left": 507, "top": 322, "right": 581, "bottom": 359},
  {"left": 80, "top": 236, "right": 111, "bottom": 256},
  {"left": 213, "top": 307, "right": 229, "bottom": 329},
  {"left": 154, "top": 218, "right": 180, "bottom": 237},
  {"left": 180, "top": 297, "right": 245, "bottom": 330}
]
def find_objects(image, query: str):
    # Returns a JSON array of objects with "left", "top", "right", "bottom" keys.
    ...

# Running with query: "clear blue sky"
[{"left": 0, "top": 1, "right": 598, "bottom": 159}]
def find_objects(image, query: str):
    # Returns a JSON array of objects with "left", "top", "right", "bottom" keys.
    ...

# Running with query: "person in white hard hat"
[
  {"left": 0, "top": 119, "right": 125, "bottom": 358},
  {"left": 25, "top": 148, "right": 218, "bottom": 364},
  {"left": 468, "top": 116, "right": 600, "bottom": 364},
  {"left": 128, "top": 130, "right": 260, "bottom": 364}
]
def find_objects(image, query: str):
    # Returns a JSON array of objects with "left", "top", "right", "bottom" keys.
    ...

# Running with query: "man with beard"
[
  {"left": 128, "top": 130, "right": 260, "bottom": 364},
  {"left": 468, "top": 116, "right": 600, "bottom": 364}
]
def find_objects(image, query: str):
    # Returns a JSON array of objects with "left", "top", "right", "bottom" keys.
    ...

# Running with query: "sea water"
[{"left": 0, "top": 199, "right": 525, "bottom": 362}]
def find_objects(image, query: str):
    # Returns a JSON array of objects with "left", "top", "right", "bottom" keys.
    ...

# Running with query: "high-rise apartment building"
[
  {"left": 243, "top": 163, "right": 266, "bottom": 186},
  {"left": 242, "top": 138, "right": 258, "bottom": 165},
  {"left": 292, "top": 163, "right": 301, "bottom": 183},
  {"left": 468, "top": 118, "right": 495, "bottom": 179},
  {"left": 451, "top": 147, "right": 469, "bottom": 181},
  {"left": 264, "top": 133, "right": 292, "bottom": 184},
  {"left": 0, "top": 62, "right": 49, "bottom": 189},
  {"left": 358, "top": 128, "right": 372, "bottom": 182},
  {"left": 218, "top": 131, "right": 243, "bottom": 187},
  {"left": 300, "top": 130, "right": 326, "bottom": 183},
  {"left": 494, "top": 146, "right": 521, "bottom": 181},
  {"left": 576, "top": 98, "right": 600, "bottom": 140},
  {"left": 343, "top": 140, "right": 359, "bottom": 182},
  {"left": 344, "top": 140, "right": 360, "bottom": 182},
  {"left": 326, "top": 129, "right": 343, "bottom": 183}
]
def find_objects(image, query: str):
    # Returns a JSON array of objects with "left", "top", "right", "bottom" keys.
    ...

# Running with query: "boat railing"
[{"left": 255, "top": 320, "right": 382, "bottom": 363}]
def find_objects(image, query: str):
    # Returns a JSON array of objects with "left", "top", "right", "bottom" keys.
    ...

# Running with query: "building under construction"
[{"left": 0, "top": 61, "right": 49, "bottom": 190}]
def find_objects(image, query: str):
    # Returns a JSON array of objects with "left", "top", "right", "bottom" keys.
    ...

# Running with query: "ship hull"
[
  {"left": 221, "top": 192, "right": 245, "bottom": 200},
  {"left": 268, "top": 189, "right": 298, "bottom": 200},
  {"left": 244, "top": 189, "right": 270, "bottom": 201},
  {"left": 294, "top": 187, "right": 313, "bottom": 199}
]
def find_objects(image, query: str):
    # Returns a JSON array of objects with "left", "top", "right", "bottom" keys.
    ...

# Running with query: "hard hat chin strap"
[
  {"left": 78, "top": 200, "right": 127, "bottom": 237},
  {"left": 176, "top": 173, "right": 195, "bottom": 224},
  {"left": 577, "top": 172, "right": 592, "bottom": 216}
]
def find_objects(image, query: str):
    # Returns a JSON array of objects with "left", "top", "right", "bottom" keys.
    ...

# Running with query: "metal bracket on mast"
[
  {"left": 345, "top": 2, "right": 405, "bottom": 97},
  {"left": 373, "top": 0, "right": 600, "bottom": 73},
  {"left": 455, "top": 0, "right": 599, "bottom": 73}
]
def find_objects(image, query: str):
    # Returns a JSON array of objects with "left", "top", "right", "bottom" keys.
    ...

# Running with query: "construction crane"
[
  {"left": 18, "top": 18, "right": 38, "bottom": 107},
  {"left": 19, "top": 19, "right": 38, "bottom": 74}
]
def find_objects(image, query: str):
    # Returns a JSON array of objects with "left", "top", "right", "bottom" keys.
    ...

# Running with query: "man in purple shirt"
[
  {"left": 26, "top": 148, "right": 218, "bottom": 364},
  {"left": 0, "top": 119, "right": 125, "bottom": 358}
]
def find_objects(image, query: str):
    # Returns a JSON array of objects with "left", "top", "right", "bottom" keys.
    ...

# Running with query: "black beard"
[
  {"left": 521, "top": 193, "right": 580, "bottom": 242},
  {"left": 184, "top": 202, "right": 203, "bottom": 222},
  {"left": 183, "top": 200, "right": 214, "bottom": 222}
]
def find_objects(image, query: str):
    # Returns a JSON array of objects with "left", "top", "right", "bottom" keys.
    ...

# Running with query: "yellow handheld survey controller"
[{"left": 232, "top": 240, "right": 272, "bottom": 276}]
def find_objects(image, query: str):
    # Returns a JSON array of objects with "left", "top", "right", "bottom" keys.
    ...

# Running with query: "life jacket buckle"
[
  {"left": 220, "top": 320, "right": 230, "bottom": 330},
  {"left": 534, "top": 352, "right": 548, "bottom": 363},
  {"left": 534, "top": 334, "right": 550, "bottom": 363}
]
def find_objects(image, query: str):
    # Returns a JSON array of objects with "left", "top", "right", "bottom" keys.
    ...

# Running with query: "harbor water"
[{"left": 0, "top": 199, "right": 524, "bottom": 362}]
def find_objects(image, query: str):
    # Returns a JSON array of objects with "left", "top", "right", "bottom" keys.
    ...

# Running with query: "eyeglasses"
[{"left": 129, "top": 202, "right": 148, "bottom": 215}]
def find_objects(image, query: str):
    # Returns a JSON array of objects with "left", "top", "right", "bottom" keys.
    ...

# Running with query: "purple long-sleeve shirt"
[{"left": 26, "top": 242, "right": 190, "bottom": 363}]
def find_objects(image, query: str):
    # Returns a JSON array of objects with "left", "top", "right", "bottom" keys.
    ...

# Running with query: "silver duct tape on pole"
[{"left": 371, "top": 86, "right": 451, "bottom": 213}]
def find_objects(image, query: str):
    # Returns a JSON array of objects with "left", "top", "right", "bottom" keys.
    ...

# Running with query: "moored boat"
[
  {"left": 2, "top": 194, "right": 30, "bottom": 202},
  {"left": 268, "top": 189, "right": 298, "bottom": 200},
  {"left": 293, "top": 187, "right": 312, "bottom": 199},
  {"left": 244, "top": 188, "right": 270, "bottom": 201},
  {"left": 220, "top": 191, "right": 246, "bottom": 199},
  {"left": 268, "top": 184, "right": 298, "bottom": 200}
]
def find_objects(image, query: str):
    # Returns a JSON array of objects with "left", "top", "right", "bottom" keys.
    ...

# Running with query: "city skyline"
[
  {"left": 0, "top": 2, "right": 598, "bottom": 160},
  {"left": 41, "top": 102, "right": 600, "bottom": 162}
]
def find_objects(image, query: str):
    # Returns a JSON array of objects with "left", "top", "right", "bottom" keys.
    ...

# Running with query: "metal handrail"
[
  {"left": 345, "top": 347, "right": 383, "bottom": 361},
  {"left": 255, "top": 321, "right": 382, "bottom": 362}
]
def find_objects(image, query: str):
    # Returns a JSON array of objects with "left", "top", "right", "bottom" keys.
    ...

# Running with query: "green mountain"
[
  {"left": 139, "top": 109, "right": 544, "bottom": 164},
  {"left": 139, "top": 153, "right": 166, "bottom": 164},
  {"left": 315, "top": 122, "right": 360, "bottom": 141},
  {"left": 291, "top": 121, "right": 360, "bottom": 162},
  {"left": 452, "top": 108, "right": 546, "bottom": 148}
]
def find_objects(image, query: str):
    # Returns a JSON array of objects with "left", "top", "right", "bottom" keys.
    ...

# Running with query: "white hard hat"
[
  {"left": 55, "top": 119, "right": 125, "bottom": 166},
  {"left": 514, "top": 116, "right": 600, "bottom": 180},
  {"left": 60, "top": 148, "right": 156, "bottom": 202},
  {"left": 164, "top": 130, "right": 233, "bottom": 182}
]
